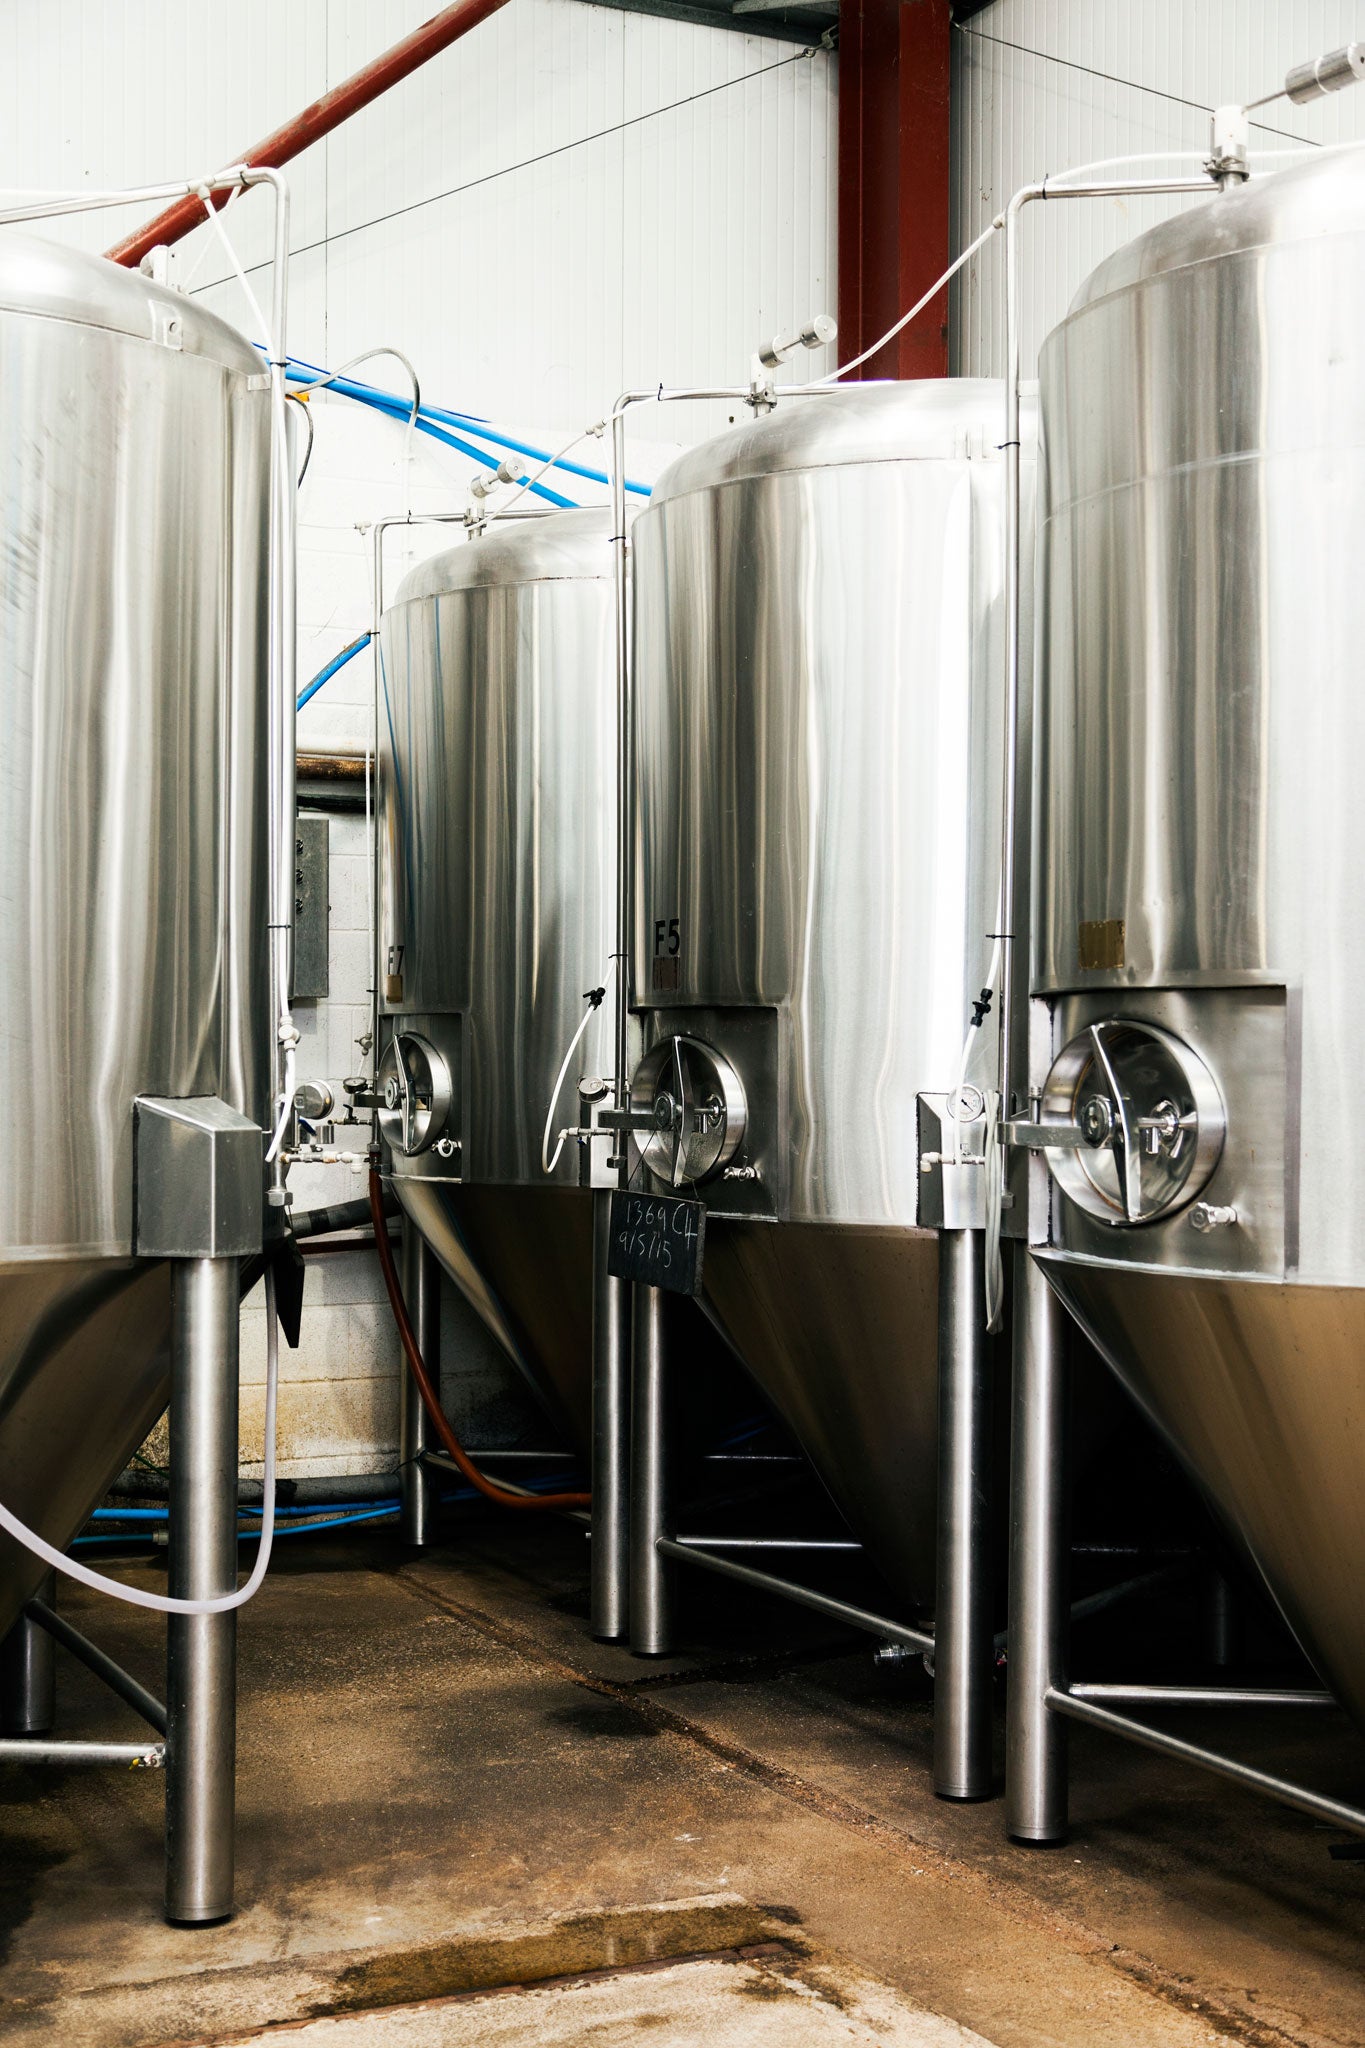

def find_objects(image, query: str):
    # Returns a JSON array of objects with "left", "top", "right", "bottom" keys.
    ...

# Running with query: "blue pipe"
[
  {"left": 285, "top": 367, "right": 573, "bottom": 508},
  {"left": 298, "top": 632, "right": 372, "bottom": 711},
  {"left": 283, "top": 353, "right": 651, "bottom": 499}
]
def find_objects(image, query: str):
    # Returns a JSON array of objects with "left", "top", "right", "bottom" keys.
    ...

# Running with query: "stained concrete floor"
[{"left": 0, "top": 1519, "right": 1362, "bottom": 2047}]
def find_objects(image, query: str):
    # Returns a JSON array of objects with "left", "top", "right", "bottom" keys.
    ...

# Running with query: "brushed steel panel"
[
  {"left": 632, "top": 381, "right": 1026, "bottom": 1228},
  {"left": 1035, "top": 152, "right": 1365, "bottom": 1285},
  {"left": 379, "top": 510, "right": 616, "bottom": 1189},
  {"left": 0, "top": 1261, "right": 172, "bottom": 1637},
  {"left": 1045, "top": 1257, "right": 1365, "bottom": 1729},
  {"left": 703, "top": 1221, "right": 941, "bottom": 1609},
  {"left": 0, "top": 237, "right": 271, "bottom": 1623}
]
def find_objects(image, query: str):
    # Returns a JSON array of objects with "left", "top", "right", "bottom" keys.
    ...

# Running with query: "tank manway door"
[
  {"left": 378, "top": 1032, "right": 455, "bottom": 1156},
  {"left": 631, "top": 1035, "right": 747, "bottom": 1189},
  {"left": 1023, "top": 1020, "right": 1226, "bottom": 1226}
]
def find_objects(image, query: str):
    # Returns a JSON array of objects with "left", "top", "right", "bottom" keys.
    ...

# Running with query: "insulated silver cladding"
[
  {"left": 0, "top": 234, "right": 272, "bottom": 1629},
  {"left": 629, "top": 381, "right": 1033, "bottom": 1604},
  {"left": 1033, "top": 147, "right": 1365, "bottom": 1725}
]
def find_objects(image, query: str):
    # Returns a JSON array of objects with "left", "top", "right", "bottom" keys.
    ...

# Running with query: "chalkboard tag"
[{"left": 607, "top": 1190, "right": 706, "bottom": 1296}]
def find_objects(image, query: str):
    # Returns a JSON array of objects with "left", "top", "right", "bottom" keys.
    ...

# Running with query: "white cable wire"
[
  {"left": 0, "top": 1269, "right": 280, "bottom": 1615},
  {"left": 541, "top": 962, "right": 615, "bottom": 1175},
  {"left": 817, "top": 218, "right": 1003, "bottom": 385},
  {"left": 494, "top": 423, "right": 605, "bottom": 517},
  {"left": 196, "top": 185, "right": 272, "bottom": 349}
]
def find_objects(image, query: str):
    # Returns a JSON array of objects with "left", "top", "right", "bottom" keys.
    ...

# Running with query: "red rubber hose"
[{"left": 368, "top": 1169, "right": 590, "bottom": 1512}]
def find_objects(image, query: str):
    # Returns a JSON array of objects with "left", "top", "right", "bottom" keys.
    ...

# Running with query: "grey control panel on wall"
[{"left": 292, "top": 815, "right": 330, "bottom": 1001}]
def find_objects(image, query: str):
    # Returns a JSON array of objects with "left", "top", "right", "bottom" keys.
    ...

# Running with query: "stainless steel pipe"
[
  {"left": 658, "top": 1538, "right": 933, "bottom": 1654},
  {"left": 591, "top": 1191, "right": 631, "bottom": 1639},
  {"left": 0, "top": 1570, "right": 55, "bottom": 1736},
  {"left": 934, "top": 1229, "right": 994, "bottom": 1800},
  {"left": 27, "top": 1599, "right": 167, "bottom": 1734},
  {"left": 165, "top": 1257, "right": 240, "bottom": 1926},
  {"left": 0, "top": 1738, "right": 164, "bottom": 1767},
  {"left": 399, "top": 1219, "right": 440, "bottom": 1547},
  {"left": 629, "top": 1283, "right": 670, "bottom": 1656},
  {"left": 1005, "top": 1247, "right": 1070, "bottom": 1843},
  {"left": 1047, "top": 1688, "right": 1365, "bottom": 1837}
]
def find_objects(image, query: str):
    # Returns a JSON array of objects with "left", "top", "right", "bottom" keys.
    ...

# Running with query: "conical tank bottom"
[
  {"left": 394, "top": 1182, "right": 594, "bottom": 1451},
  {"left": 0, "top": 1260, "right": 172, "bottom": 1638},
  {"left": 702, "top": 1220, "right": 941, "bottom": 1611},
  {"left": 1046, "top": 1258, "right": 1365, "bottom": 1729}
]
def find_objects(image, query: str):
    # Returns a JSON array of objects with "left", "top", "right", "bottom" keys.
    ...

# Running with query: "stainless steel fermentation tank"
[
  {"left": 629, "top": 382, "right": 1023, "bottom": 1609},
  {"left": 377, "top": 511, "right": 620, "bottom": 1441},
  {"left": 0, "top": 235, "right": 271, "bottom": 1639},
  {"left": 1028, "top": 149, "right": 1365, "bottom": 1728}
]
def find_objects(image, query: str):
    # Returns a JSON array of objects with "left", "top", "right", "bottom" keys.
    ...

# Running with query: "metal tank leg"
[
  {"left": 1005, "top": 1246, "right": 1070, "bottom": 1845},
  {"left": 630, "top": 1283, "right": 671, "bottom": 1656},
  {"left": 933, "top": 1229, "right": 994, "bottom": 1800},
  {"left": 591, "top": 1192, "right": 631, "bottom": 1639},
  {"left": 400, "top": 1218, "right": 440, "bottom": 1547},
  {"left": 165, "top": 1256, "right": 240, "bottom": 1925},
  {"left": 0, "top": 1570, "right": 56, "bottom": 1736}
]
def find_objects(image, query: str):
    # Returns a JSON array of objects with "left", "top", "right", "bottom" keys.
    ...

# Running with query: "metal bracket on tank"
[
  {"left": 133, "top": 1097, "right": 263, "bottom": 1259},
  {"left": 917, "top": 1090, "right": 989, "bottom": 1230}
]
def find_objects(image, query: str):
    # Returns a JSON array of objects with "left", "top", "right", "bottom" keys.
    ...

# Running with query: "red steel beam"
[
  {"left": 837, "top": 0, "right": 952, "bottom": 378},
  {"left": 106, "top": 0, "right": 511, "bottom": 269}
]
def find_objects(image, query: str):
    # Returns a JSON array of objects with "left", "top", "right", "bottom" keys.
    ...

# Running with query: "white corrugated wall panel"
[{"left": 952, "top": 1, "right": 1365, "bottom": 378}]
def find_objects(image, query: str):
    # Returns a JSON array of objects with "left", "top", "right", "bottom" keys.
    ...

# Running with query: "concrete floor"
[{"left": 0, "top": 1521, "right": 1362, "bottom": 2047}]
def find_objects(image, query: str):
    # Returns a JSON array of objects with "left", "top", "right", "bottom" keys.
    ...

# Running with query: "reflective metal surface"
[
  {"left": 1046, "top": 1260, "right": 1365, "bottom": 1731},
  {"left": 0, "top": 236, "right": 272, "bottom": 1632},
  {"left": 631, "top": 383, "right": 1024, "bottom": 1599},
  {"left": 378, "top": 511, "right": 617, "bottom": 1432},
  {"left": 702, "top": 1221, "right": 940, "bottom": 1606},
  {"left": 1034, "top": 150, "right": 1365, "bottom": 1721}
]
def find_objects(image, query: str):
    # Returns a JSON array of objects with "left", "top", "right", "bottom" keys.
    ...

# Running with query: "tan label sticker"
[
  {"left": 384, "top": 973, "right": 404, "bottom": 1003},
  {"left": 1078, "top": 919, "right": 1125, "bottom": 971}
]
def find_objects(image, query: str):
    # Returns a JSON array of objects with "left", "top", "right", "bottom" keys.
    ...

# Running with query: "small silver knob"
[{"left": 1189, "top": 1202, "right": 1238, "bottom": 1233}]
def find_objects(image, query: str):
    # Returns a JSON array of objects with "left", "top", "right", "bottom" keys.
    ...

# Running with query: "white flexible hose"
[
  {"left": 0, "top": 1270, "right": 280, "bottom": 1615},
  {"left": 540, "top": 962, "right": 614, "bottom": 1175}
]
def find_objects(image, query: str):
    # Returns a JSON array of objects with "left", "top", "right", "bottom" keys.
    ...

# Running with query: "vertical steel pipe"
[
  {"left": 400, "top": 1219, "right": 440, "bottom": 1547},
  {"left": 933, "top": 1229, "right": 993, "bottom": 1800},
  {"left": 165, "top": 1257, "right": 240, "bottom": 1925},
  {"left": 1005, "top": 1247, "right": 1070, "bottom": 1844},
  {"left": 591, "top": 1191, "right": 631, "bottom": 1639},
  {"left": 630, "top": 1283, "right": 670, "bottom": 1656},
  {"left": 0, "top": 1569, "right": 55, "bottom": 1736}
]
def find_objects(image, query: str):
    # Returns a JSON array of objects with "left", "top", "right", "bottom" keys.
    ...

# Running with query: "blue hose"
[
  {"left": 297, "top": 632, "right": 372, "bottom": 711},
  {"left": 282, "top": 353, "right": 652, "bottom": 500}
]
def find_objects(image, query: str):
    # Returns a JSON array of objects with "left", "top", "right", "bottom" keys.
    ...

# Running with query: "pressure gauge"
[
  {"left": 377, "top": 1032, "right": 454, "bottom": 1157},
  {"left": 1039, "top": 1019, "right": 1225, "bottom": 1226},
  {"left": 630, "top": 1035, "right": 747, "bottom": 1189}
]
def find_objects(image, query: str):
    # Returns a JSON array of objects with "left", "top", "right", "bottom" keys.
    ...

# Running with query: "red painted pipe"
[{"left": 106, "top": 0, "right": 512, "bottom": 269}]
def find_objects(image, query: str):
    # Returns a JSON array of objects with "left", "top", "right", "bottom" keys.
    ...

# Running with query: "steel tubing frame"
[
  {"left": 934, "top": 1227, "right": 994, "bottom": 1799},
  {"left": 165, "top": 1256, "right": 242, "bottom": 1925},
  {"left": 1006, "top": 1247, "right": 1365, "bottom": 1841},
  {"left": 399, "top": 1218, "right": 441, "bottom": 1546},
  {"left": 0, "top": 1571, "right": 55, "bottom": 1735}
]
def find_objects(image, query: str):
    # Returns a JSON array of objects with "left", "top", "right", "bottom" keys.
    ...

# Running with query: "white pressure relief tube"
[{"left": 0, "top": 1271, "right": 280, "bottom": 1615}]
